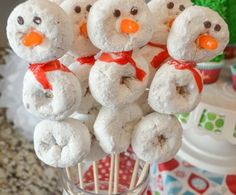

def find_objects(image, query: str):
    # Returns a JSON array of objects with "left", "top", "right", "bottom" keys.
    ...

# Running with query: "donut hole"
[
  {"left": 120, "top": 76, "right": 131, "bottom": 85},
  {"left": 45, "top": 91, "right": 53, "bottom": 99},
  {"left": 176, "top": 85, "right": 189, "bottom": 97},
  {"left": 153, "top": 134, "right": 166, "bottom": 148}
]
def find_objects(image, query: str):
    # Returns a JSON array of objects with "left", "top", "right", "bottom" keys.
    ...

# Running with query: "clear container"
[{"left": 60, "top": 151, "right": 149, "bottom": 195}]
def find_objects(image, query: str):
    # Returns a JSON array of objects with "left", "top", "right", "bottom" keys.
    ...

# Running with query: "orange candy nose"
[
  {"left": 22, "top": 31, "right": 44, "bottom": 47},
  {"left": 196, "top": 34, "right": 218, "bottom": 51},
  {"left": 167, "top": 18, "right": 175, "bottom": 29},
  {"left": 120, "top": 19, "right": 139, "bottom": 34},
  {"left": 80, "top": 22, "right": 88, "bottom": 38}
]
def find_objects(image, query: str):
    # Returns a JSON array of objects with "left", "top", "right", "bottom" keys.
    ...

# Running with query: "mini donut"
[
  {"left": 89, "top": 52, "right": 149, "bottom": 109},
  {"left": 168, "top": 6, "right": 229, "bottom": 63},
  {"left": 70, "top": 60, "right": 100, "bottom": 114},
  {"left": 61, "top": 0, "right": 99, "bottom": 57},
  {"left": 87, "top": 0, "right": 153, "bottom": 52},
  {"left": 6, "top": 0, "right": 73, "bottom": 64},
  {"left": 34, "top": 118, "right": 91, "bottom": 168},
  {"left": 23, "top": 63, "right": 82, "bottom": 120},
  {"left": 94, "top": 103, "right": 143, "bottom": 154},
  {"left": 137, "top": 0, "right": 192, "bottom": 86},
  {"left": 71, "top": 109, "right": 106, "bottom": 161},
  {"left": 132, "top": 112, "right": 183, "bottom": 163},
  {"left": 148, "top": 62, "right": 202, "bottom": 114}
]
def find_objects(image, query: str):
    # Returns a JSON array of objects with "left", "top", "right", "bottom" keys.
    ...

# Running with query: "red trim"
[
  {"left": 29, "top": 60, "right": 71, "bottom": 90},
  {"left": 99, "top": 51, "right": 146, "bottom": 81},
  {"left": 168, "top": 59, "right": 203, "bottom": 93},
  {"left": 77, "top": 55, "right": 96, "bottom": 65}
]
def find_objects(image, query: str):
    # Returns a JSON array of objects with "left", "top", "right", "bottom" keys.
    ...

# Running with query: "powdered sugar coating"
[
  {"left": 61, "top": 0, "right": 99, "bottom": 57},
  {"left": 89, "top": 53, "right": 149, "bottom": 109},
  {"left": 87, "top": 0, "right": 153, "bottom": 52},
  {"left": 132, "top": 112, "right": 182, "bottom": 163},
  {"left": 94, "top": 104, "right": 143, "bottom": 154},
  {"left": 23, "top": 69, "right": 82, "bottom": 120},
  {"left": 148, "top": 63, "right": 202, "bottom": 114},
  {"left": 168, "top": 6, "right": 229, "bottom": 63},
  {"left": 7, "top": 0, "right": 73, "bottom": 64},
  {"left": 34, "top": 118, "right": 91, "bottom": 168}
]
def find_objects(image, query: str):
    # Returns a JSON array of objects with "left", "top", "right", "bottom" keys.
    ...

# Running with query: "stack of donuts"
[{"left": 6, "top": 0, "right": 229, "bottom": 193}]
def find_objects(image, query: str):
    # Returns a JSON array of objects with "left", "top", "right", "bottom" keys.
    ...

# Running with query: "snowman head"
[
  {"left": 87, "top": 0, "right": 153, "bottom": 52},
  {"left": 148, "top": 0, "right": 192, "bottom": 44},
  {"left": 167, "top": 6, "right": 229, "bottom": 63},
  {"left": 6, "top": 0, "right": 73, "bottom": 64},
  {"left": 61, "top": 0, "right": 99, "bottom": 57}
]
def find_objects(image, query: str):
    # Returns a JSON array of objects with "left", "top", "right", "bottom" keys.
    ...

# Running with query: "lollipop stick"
[
  {"left": 136, "top": 163, "right": 149, "bottom": 186},
  {"left": 93, "top": 161, "right": 99, "bottom": 193},
  {"left": 129, "top": 159, "right": 140, "bottom": 189},
  {"left": 78, "top": 163, "right": 84, "bottom": 189},
  {"left": 66, "top": 167, "right": 73, "bottom": 181},
  {"left": 108, "top": 154, "right": 115, "bottom": 194},
  {"left": 113, "top": 153, "right": 120, "bottom": 194}
]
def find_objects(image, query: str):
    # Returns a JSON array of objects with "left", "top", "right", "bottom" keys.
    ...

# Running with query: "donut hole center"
[
  {"left": 45, "top": 91, "right": 53, "bottom": 99},
  {"left": 153, "top": 134, "right": 166, "bottom": 148},
  {"left": 176, "top": 85, "right": 189, "bottom": 97},
  {"left": 120, "top": 76, "right": 131, "bottom": 85}
]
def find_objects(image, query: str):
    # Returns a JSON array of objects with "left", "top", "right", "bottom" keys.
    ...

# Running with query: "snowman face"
[
  {"left": 61, "top": 0, "right": 99, "bottom": 57},
  {"left": 148, "top": 0, "right": 192, "bottom": 44},
  {"left": 167, "top": 6, "right": 229, "bottom": 63},
  {"left": 87, "top": 0, "right": 153, "bottom": 52},
  {"left": 7, "top": 0, "right": 73, "bottom": 64}
]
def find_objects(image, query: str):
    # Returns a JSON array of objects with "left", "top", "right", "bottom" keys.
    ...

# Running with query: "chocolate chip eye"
[
  {"left": 214, "top": 24, "right": 221, "bottom": 32},
  {"left": 17, "top": 16, "right": 24, "bottom": 25},
  {"left": 179, "top": 5, "right": 185, "bottom": 11},
  {"left": 204, "top": 21, "right": 211, "bottom": 29},
  {"left": 130, "top": 7, "right": 138, "bottom": 15},
  {"left": 74, "top": 6, "right": 81, "bottom": 13},
  {"left": 167, "top": 2, "right": 174, "bottom": 9},
  {"left": 113, "top": 9, "right": 121, "bottom": 17},
  {"left": 86, "top": 4, "right": 92, "bottom": 12},
  {"left": 33, "top": 16, "right": 42, "bottom": 25}
]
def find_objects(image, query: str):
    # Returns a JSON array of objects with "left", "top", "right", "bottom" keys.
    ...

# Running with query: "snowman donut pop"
[
  {"left": 7, "top": 0, "right": 82, "bottom": 120},
  {"left": 149, "top": 6, "right": 229, "bottom": 114},
  {"left": 87, "top": 0, "right": 153, "bottom": 109},
  {"left": 136, "top": 0, "right": 192, "bottom": 115},
  {"left": 7, "top": 0, "right": 92, "bottom": 169},
  {"left": 139, "top": 0, "right": 192, "bottom": 84},
  {"left": 61, "top": 0, "right": 100, "bottom": 115}
]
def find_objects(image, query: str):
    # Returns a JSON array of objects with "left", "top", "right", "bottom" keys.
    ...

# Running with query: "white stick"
[
  {"left": 66, "top": 167, "right": 73, "bottom": 181},
  {"left": 113, "top": 154, "right": 120, "bottom": 194},
  {"left": 129, "top": 159, "right": 140, "bottom": 189},
  {"left": 108, "top": 154, "right": 115, "bottom": 194},
  {"left": 136, "top": 163, "right": 149, "bottom": 186},
  {"left": 78, "top": 163, "right": 84, "bottom": 189},
  {"left": 93, "top": 161, "right": 99, "bottom": 194}
]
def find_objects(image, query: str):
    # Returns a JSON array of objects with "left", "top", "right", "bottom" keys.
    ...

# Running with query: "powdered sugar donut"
[
  {"left": 61, "top": 0, "right": 99, "bottom": 57},
  {"left": 87, "top": 0, "right": 153, "bottom": 52},
  {"left": 94, "top": 104, "right": 143, "bottom": 154},
  {"left": 7, "top": 0, "right": 73, "bottom": 64},
  {"left": 89, "top": 52, "right": 149, "bottom": 109},
  {"left": 148, "top": 62, "right": 202, "bottom": 114},
  {"left": 34, "top": 118, "right": 91, "bottom": 168},
  {"left": 138, "top": 0, "right": 192, "bottom": 85},
  {"left": 132, "top": 112, "right": 183, "bottom": 163},
  {"left": 23, "top": 62, "right": 82, "bottom": 120},
  {"left": 71, "top": 109, "right": 106, "bottom": 161},
  {"left": 70, "top": 60, "right": 100, "bottom": 114},
  {"left": 168, "top": 6, "right": 229, "bottom": 63}
]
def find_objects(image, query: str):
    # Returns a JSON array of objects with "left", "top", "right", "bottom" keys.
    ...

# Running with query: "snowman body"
[
  {"left": 89, "top": 52, "right": 149, "bottom": 109},
  {"left": 23, "top": 63, "right": 81, "bottom": 120}
]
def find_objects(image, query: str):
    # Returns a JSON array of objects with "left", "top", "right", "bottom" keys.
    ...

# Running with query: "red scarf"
[
  {"left": 148, "top": 42, "right": 170, "bottom": 69},
  {"left": 77, "top": 55, "right": 96, "bottom": 65},
  {"left": 29, "top": 60, "right": 71, "bottom": 90},
  {"left": 99, "top": 51, "right": 146, "bottom": 81},
  {"left": 168, "top": 59, "right": 203, "bottom": 93}
]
